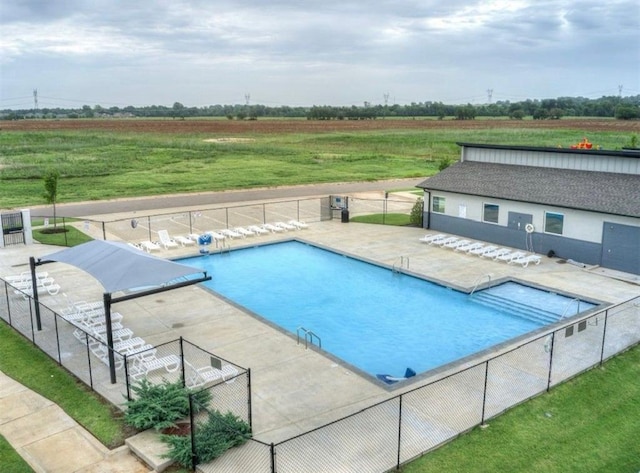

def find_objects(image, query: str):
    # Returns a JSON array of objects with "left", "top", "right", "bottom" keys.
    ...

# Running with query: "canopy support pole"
[
  {"left": 103, "top": 292, "right": 117, "bottom": 384},
  {"left": 30, "top": 257, "right": 42, "bottom": 331}
]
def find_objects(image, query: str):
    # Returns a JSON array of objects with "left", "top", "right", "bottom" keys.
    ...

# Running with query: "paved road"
[{"left": 32, "top": 178, "right": 423, "bottom": 218}]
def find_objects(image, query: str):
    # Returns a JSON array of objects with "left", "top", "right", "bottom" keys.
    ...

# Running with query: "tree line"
[{"left": 2, "top": 95, "right": 638, "bottom": 121}]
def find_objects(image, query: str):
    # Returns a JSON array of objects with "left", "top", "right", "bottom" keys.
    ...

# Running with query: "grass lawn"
[
  {"left": 0, "top": 434, "right": 33, "bottom": 473},
  {"left": 401, "top": 345, "right": 640, "bottom": 473},
  {"left": 32, "top": 223, "right": 93, "bottom": 247},
  {"left": 0, "top": 322, "right": 129, "bottom": 449},
  {"left": 0, "top": 126, "right": 635, "bottom": 208},
  {"left": 350, "top": 212, "right": 413, "bottom": 225}
]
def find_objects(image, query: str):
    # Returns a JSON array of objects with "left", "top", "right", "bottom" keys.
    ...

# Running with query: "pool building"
[{"left": 418, "top": 143, "right": 640, "bottom": 275}]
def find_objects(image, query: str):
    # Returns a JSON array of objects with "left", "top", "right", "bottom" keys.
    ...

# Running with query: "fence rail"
[{"left": 203, "top": 296, "right": 639, "bottom": 473}]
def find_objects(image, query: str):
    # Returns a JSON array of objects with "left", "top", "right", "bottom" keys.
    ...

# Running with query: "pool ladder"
[
  {"left": 470, "top": 273, "right": 492, "bottom": 297},
  {"left": 392, "top": 256, "right": 410, "bottom": 273},
  {"left": 560, "top": 298, "right": 581, "bottom": 319},
  {"left": 297, "top": 326, "right": 322, "bottom": 349}
]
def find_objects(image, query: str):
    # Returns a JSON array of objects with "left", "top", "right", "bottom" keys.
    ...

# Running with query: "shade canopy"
[{"left": 39, "top": 240, "right": 206, "bottom": 293}]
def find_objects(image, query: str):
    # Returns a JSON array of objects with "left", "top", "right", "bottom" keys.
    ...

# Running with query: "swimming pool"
[{"left": 181, "top": 241, "right": 595, "bottom": 380}]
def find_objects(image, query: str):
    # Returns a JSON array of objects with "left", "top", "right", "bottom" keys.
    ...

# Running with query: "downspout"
[{"left": 424, "top": 190, "right": 431, "bottom": 229}]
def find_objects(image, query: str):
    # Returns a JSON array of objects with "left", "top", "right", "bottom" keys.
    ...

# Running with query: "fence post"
[
  {"left": 247, "top": 368, "right": 253, "bottom": 429},
  {"left": 599, "top": 310, "right": 609, "bottom": 366},
  {"left": 179, "top": 337, "right": 186, "bottom": 387},
  {"left": 270, "top": 443, "right": 276, "bottom": 473},
  {"left": 3, "top": 282, "right": 12, "bottom": 325},
  {"left": 396, "top": 395, "right": 403, "bottom": 470},
  {"left": 124, "top": 354, "right": 132, "bottom": 400},
  {"left": 54, "top": 314, "right": 62, "bottom": 364},
  {"left": 546, "top": 332, "right": 556, "bottom": 392},
  {"left": 101, "top": 221, "right": 106, "bottom": 240},
  {"left": 188, "top": 393, "right": 198, "bottom": 470},
  {"left": 480, "top": 361, "right": 489, "bottom": 425}
]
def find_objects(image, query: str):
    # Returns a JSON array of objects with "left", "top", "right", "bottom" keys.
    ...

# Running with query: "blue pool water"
[{"left": 181, "top": 242, "right": 591, "bottom": 379}]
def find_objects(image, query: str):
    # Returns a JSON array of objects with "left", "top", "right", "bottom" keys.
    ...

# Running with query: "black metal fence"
[
  {"left": 0, "top": 279, "right": 250, "bottom": 416},
  {"left": 196, "top": 296, "right": 639, "bottom": 473}
]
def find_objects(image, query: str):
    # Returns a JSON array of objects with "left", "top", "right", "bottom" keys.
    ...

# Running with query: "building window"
[
  {"left": 432, "top": 196, "right": 445, "bottom": 213},
  {"left": 483, "top": 203, "right": 499, "bottom": 223},
  {"left": 545, "top": 212, "right": 564, "bottom": 235}
]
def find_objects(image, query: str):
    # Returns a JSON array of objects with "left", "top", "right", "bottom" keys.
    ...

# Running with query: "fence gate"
[{"left": 2, "top": 212, "right": 25, "bottom": 246}]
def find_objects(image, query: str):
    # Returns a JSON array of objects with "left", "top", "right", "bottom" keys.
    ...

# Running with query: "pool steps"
[{"left": 471, "top": 292, "right": 560, "bottom": 325}]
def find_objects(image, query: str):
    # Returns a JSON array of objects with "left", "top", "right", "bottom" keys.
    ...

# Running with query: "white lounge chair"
[
  {"left": 204, "top": 231, "right": 226, "bottom": 241},
  {"left": 481, "top": 247, "right": 511, "bottom": 259},
  {"left": 247, "top": 225, "right": 270, "bottom": 235},
  {"left": 4, "top": 271, "right": 49, "bottom": 284},
  {"left": 129, "top": 354, "right": 181, "bottom": 381},
  {"left": 469, "top": 245, "right": 497, "bottom": 256},
  {"left": 140, "top": 240, "right": 161, "bottom": 252},
  {"left": 435, "top": 236, "right": 459, "bottom": 247},
  {"left": 185, "top": 361, "right": 239, "bottom": 388},
  {"left": 288, "top": 220, "right": 309, "bottom": 229},
  {"left": 174, "top": 235, "right": 196, "bottom": 246},
  {"left": 509, "top": 254, "right": 542, "bottom": 267},
  {"left": 456, "top": 242, "right": 484, "bottom": 253},
  {"left": 275, "top": 221, "right": 296, "bottom": 231},
  {"left": 157, "top": 230, "right": 180, "bottom": 249},
  {"left": 495, "top": 251, "right": 526, "bottom": 263},
  {"left": 219, "top": 228, "right": 243, "bottom": 239},
  {"left": 419, "top": 233, "right": 445, "bottom": 244},
  {"left": 234, "top": 227, "right": 255, "bottom": 237},
  {"left": 262, "top": 223, "right": 285, "bottom": 233},
  {"left": 443, "top": 239, "right": 470, "bottom": 250}
]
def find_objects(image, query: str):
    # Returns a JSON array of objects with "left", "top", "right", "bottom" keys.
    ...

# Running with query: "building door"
[
  {"left": 508, "top": 212, "right": 533, "bottom": 232},
  {"left": 1, "top": 212, "right": 25, "bottom": 246},
  {"left": 601, "top": 222, "right": 640, "bottom": 275}
]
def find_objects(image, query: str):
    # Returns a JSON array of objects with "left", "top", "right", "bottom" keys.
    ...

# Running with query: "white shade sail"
[{"left": 39, "top": 240, "right": 206, "bottom": 293}]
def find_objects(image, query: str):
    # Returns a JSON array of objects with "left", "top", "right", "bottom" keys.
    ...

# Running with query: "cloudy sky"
[{"left": 1, "top": 0, "right": 639, "bottom": 109}]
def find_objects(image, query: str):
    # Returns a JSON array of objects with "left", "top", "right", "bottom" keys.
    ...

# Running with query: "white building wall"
[
  {"left": 462, "top": 147, "right": 640, "bottom": 175},
  {"left": 428, "top": 191, "right": 639, "bottom": 244}
]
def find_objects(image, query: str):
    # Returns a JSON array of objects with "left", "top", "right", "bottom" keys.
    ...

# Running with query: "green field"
[{"left": 0, "top": 126, "right": 635, "bottom": 208}]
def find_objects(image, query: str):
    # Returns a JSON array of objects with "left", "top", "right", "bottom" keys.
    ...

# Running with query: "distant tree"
[
  {"left": 532, "top": 108, "right": 549, "bottom": 120},
  {"left": 615, "top": 105, "right": 640, "bottom": 120},
  {"left": 43, "top": 169, "right": 60, "bottom": 228},
  {"left": 509, "top": 109, "right": 525, "bottom": 120},
  {"left": 549, "top": 108, "right": 564, "bottom": 119},
  {"left": 236, "top": 111, "right": 247, "bottom": 120}
]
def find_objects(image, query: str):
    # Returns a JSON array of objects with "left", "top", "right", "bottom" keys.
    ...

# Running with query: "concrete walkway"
[{"left": 0, "top": 371, "right": 150, "bottom": 473}]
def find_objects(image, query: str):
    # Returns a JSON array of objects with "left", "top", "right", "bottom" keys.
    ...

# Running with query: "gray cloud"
[{"left": 0, "top": 0, "right": 638, "bottom": 107}]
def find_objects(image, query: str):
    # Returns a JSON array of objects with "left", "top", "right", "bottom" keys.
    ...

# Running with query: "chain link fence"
[
  {"left": 1, "top": 274, "right": 638, "bottom": 473},
  {"left": 194, "top": 296, "right": 638, "bottom": 473},
  {"left": 0, "top": 279, "right": 250, "bottom": 410}
]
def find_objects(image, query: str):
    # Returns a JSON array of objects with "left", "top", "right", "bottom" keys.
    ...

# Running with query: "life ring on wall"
[{"left": 525, "top": 223, "right": 535, "bottom": 233}]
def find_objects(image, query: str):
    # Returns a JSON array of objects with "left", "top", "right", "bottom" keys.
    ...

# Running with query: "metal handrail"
[
  {"left": 296, "top": 326, "right": 322, "bottom": 349},
  {"left": 392, "top": 256, "right": 410, "bottom": 273},
  {"left": 561, "top": 298, "right": 581, "bottom": 319},
  {"left": 470, "top": 273, "right": 492, "bottom": 297}
]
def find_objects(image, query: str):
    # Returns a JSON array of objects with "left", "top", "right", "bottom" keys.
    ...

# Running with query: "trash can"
[{"left": 341, "top": 209, "right": 349, "bottom": 223}]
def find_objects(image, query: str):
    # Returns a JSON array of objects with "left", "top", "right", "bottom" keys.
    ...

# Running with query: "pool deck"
[{"left": 2, "top": 219, "right": 639, "bottom": 471}]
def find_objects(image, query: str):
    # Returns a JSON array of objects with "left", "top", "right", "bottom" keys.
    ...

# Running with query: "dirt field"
[{"left": 2, "top": 118, "right": 639, "bottom": 134}]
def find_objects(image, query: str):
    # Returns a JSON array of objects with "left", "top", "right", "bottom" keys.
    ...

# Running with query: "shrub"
[
  {"left": 410, "top": 198, "right": 424, "bottom": 227},
  {"left": 437, "top": 157, "right": 453, "bottom": 171},
  {"left": 162, "top": 410, "right": 251, "bottom": 468},
  {"left": 124, "top": 379, "right": 211, "bottom": 431}
]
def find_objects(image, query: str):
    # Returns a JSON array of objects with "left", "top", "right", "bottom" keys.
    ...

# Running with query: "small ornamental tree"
[
  {"left": 410, "top": 198, "right": 424, "bottom": 227},
  {"left": 43, "top": 169, "right": 60, "bottom": 228}
]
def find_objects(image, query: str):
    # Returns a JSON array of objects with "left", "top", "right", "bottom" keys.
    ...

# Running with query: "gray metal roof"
[{"left": 417, "top": 162, "right": 640, "bottom": 218}]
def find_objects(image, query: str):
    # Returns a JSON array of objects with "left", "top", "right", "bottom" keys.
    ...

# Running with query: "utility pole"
[
  {"left": 487, "top": 89, "right": 493, "bottom": 104},
  {"left": 33, "top": 88, "right": 38, "bottom": 116},
  {"left": 618, "top": 85, "right": 623, "bottom": 97},
  {"left": 383, "top": 92, "right": 389, "bottom": 119}
]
